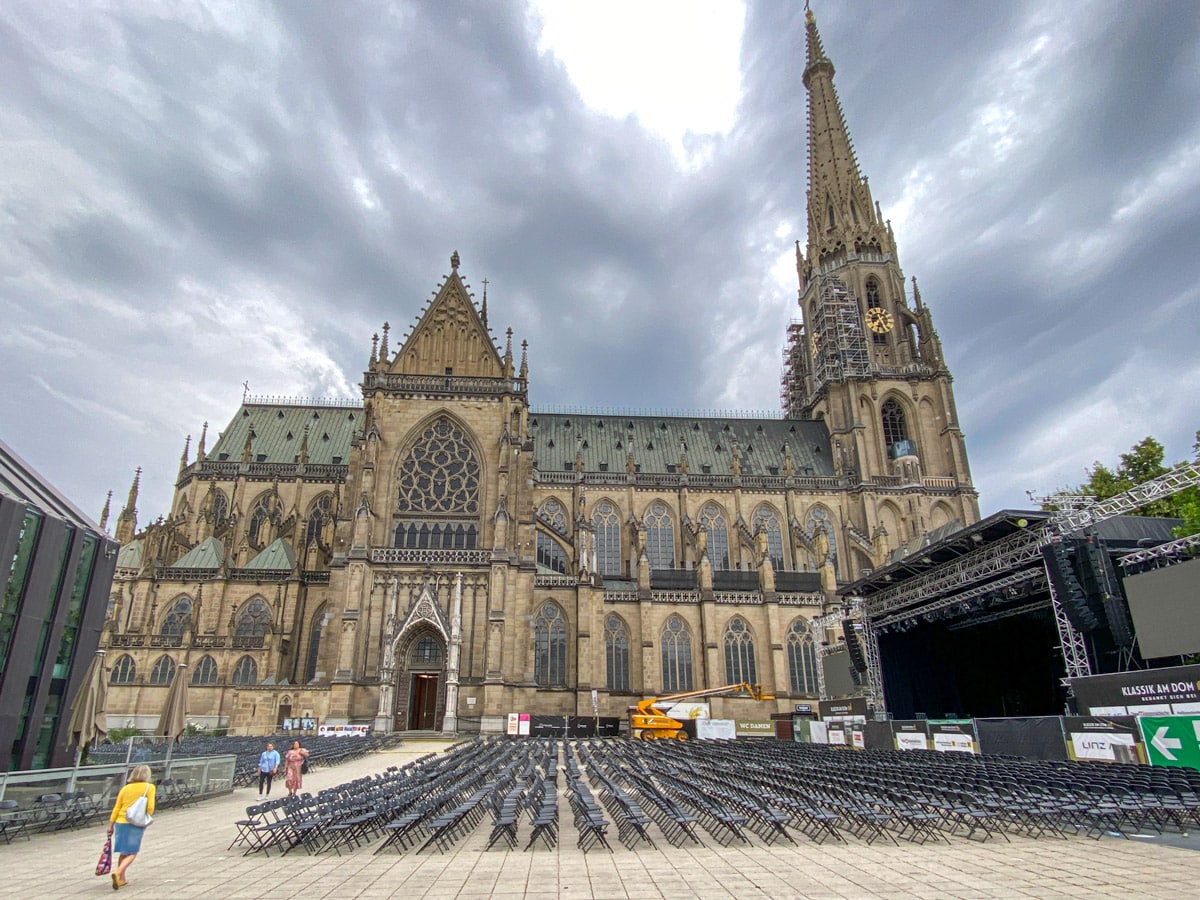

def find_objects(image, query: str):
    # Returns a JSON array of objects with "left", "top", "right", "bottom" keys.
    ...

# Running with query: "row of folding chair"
[{"left": 562, "top": 744, "right": 611, "bottom": 853}]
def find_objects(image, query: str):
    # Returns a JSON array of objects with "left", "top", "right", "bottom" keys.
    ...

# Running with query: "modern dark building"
[{"left": 0, "top": 439, "right": 118, "bottom": 771}]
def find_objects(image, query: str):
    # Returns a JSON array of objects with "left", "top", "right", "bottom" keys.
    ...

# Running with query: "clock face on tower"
[{"left": 866, "top": 307, "right": 894, "bottom": 334}]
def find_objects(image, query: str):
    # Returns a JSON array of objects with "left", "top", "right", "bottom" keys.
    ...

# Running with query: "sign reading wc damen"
[{"left": 1068, "top": 664, "right": 1200, "bottom": 716}]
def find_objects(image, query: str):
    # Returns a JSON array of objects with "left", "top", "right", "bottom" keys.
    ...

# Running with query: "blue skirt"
[{"left": 113, "top": 823, "right": 145, "bottom": 855}]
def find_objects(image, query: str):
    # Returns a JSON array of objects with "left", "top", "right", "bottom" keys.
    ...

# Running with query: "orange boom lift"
[{"left": 630, "top": 682, "right": 775, "bottom": 741}]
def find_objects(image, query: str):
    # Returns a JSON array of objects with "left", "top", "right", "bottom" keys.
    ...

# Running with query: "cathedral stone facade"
[{"left": 100, "top": 12, "right": 979, "bottom": 735}]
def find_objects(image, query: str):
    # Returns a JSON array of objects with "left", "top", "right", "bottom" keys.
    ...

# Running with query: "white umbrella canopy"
[{"left": 66, "top": 649, "right": 109, "bottom": 749}]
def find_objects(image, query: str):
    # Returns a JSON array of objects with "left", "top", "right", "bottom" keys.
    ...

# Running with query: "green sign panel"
[{"left": 1138, "top": 715, "right": 1200, "bottom": 769}]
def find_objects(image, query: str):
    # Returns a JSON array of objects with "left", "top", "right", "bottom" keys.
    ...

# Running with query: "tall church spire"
[
  {"left": 802, "top": 8, "right": 887, "bottom": 267},
  {"left": 784, "top": 8, "right": 976, "bottom": 520}
]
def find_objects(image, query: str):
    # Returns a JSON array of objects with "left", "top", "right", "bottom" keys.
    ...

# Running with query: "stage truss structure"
[{"left": 840, "top": 455, "right": 1200, "bottom": 713}]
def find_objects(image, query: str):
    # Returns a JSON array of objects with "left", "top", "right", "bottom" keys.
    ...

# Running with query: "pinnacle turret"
[{"left": 114, "top": 468, "right": 140, "bottom": 544}]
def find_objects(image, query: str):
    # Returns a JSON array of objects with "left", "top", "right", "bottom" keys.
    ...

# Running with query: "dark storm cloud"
[{"left": 1, "top": 0, "right": 1196, "bottom": 525}]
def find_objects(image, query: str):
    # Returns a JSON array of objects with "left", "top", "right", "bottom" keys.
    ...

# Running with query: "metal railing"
[{"left": 0, "top": 755, "right": 236, "bottom": 807}]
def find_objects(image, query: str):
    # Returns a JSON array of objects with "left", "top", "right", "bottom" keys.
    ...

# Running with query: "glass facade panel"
[{"left": 0, "top": 509, "right": 42, "bottom": 673}]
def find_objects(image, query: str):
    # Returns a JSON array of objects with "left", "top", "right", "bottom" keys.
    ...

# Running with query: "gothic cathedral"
[{"left": 101, "top": 11, "right": 978, "bottom": 734}]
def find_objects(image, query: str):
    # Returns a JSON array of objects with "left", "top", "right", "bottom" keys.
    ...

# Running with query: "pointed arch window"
[
  {"left": 409, "top": 633, "right": 444, "bottom": 667},
  {"left": 604, "top": 614, "right": 630, "bottom": 692},
  {"left": 210, "top": 491, "right": 228, "bottom": 528},
  {"left": 248, "top": 493, "right": 279, "bottom": 548},
  {"left": 536, "top": 532, "right": 568, "bottom": 574},
  {"left": 866, "top": 277, "right": 887, "bottom": 344},
  {"left": 149, "top": 655, "right": 176, "bottom": 685},
  {"left": 753, "top": 505, "right": 785, "bottom": 571},
  {"left": 660, "top": 615, "right": 693, "bottom": 693},
  {"left": 644, "top": 502, "right": 675, "bottom": 569},
  {"left": 191, "top": 655, "right": 218, "bottom": 685},
  {"left": 592, "top": 501, "right": 622, "bottom": 576},
  {"left": 538, "top": 498, "right": 567, "bottom": 533},
  {"left": 865, "top": 278, "right": 881, "bottom": 306},
  {"left": 882, "top": 398, "right": 914, "bottom": 459},
  {"left": 235, "top": 598, "right": 271, "bottom": 638},
  {"left": 160, "top": 596, "right": 192, "bottom": 637},
  {"left": 723, "top": 617, "right": 758, "bottom": 686},
  {"left": 805, "top": 507, "right": 839, "bottom": 571},
  {"left": 533, "top": 602, "right": 567, "bottom": 686},
  {"left": 110, "top": 654, "right": 136, "bottom": 685},
  {"left": 787, "top": 619, "right": 819, "bottom": 695},
  {"left": 394, "top": 417, "right": 481, "bottom": 549},
  {"left": 306, "top": 493, "right": 334, "bottom": 547},
  {"left": 305, "top": 605, "right": 327, "bottom": 683},
  {"left": 232, "top": 655, "right": 258, "bottom": 686},
  {"left": 701, "top": 503, "right": 729, "bottom": 570}
]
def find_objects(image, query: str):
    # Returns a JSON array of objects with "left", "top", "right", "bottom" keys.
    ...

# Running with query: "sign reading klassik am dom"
[{"left": 1068, "top": 664, "right": 1200, "bottom": 716}]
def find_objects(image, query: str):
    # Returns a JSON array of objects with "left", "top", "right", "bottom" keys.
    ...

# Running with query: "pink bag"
[{"left": 95, "top": 836, "right": 113, "bottom": 876}]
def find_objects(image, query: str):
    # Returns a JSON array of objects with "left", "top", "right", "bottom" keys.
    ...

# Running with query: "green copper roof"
[
  {"left": 207, "top": 403, "right": 360, "bottom": 465},
  {"left": 244, "top": 537, "right": 297, "bottom": 571},
  {"left": 169, "top": 536, "right": 225, "bottom": 569},
  {"left": 528, "top": 414, "right": 835, "bottom": 477},
  {"left": 115, "top": 538, "right": 143, "bottom": 568}
]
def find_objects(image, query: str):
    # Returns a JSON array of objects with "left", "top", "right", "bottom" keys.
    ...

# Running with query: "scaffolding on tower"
[
  {"left": 780, "top": 321, "right": 809, "bottom": 419},
  {"left": 814, "top": 276, "right": 871, "bottom": 385}
]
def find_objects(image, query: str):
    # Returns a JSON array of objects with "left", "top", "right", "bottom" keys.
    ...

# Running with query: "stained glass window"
[
  {"left": 232, "top": 655, "right": 258, "bottom": 685},
  {"left": 723, "top": 617, "right": 757, "bottom": 685},
  {"left": 191, "top": 655, "right": 218, "bottom": 685},
  {"left": 533, "top": 603, "right": 567, "bottom": 686},
  {"left": 787, "top": 619, "right": 819, "bottom": 695},
  {"left": 110, "top": 654, "right": 136, "bottom": 684},
  {"left": 235, "top": 598, "right": 271, "bottom": 638},
  {"left": 605, "top": 614, "right": 630, "bottom": 692},
  {"left": 753, "top": 505, "right": 785, "bottom": 570},
  {"left": 149, "top": 655, "right": 176, "bottom": 685},
  {"left": 160, "top": 596, "right": 192, "bottom": 637},
  {"left": 701, "top": 503, "right": 729, "bottom": 570},
  {"left": 592, "top": 501, "right": 622, "bottom": 576},
  {"left": 644, "top": 502, "right": 675, "bottom": 569},
  {"left": 660, "top": 615, "right": 693, "bottom": 692}
]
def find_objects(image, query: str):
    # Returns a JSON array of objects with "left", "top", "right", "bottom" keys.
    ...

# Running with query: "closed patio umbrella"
[
  {"left": 66, "top": 649, "right": 108, "bottom": 788},
  {"left": 155, "top": 663, "right": 189, "bottom": 776}
]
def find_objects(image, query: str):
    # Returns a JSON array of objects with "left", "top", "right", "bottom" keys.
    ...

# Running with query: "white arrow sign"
[{"left": 1152, "top": 726, "right": 1182, "bottom": 760}]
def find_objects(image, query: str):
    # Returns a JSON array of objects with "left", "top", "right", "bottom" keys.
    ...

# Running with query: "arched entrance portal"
[{"left": 395, "top": 628, "right": 446, "bottom": 731}]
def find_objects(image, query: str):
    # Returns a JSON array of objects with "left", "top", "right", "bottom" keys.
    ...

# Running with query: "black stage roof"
[{"left": 840, "top": 509, "right": 1049, "bottom": 600}]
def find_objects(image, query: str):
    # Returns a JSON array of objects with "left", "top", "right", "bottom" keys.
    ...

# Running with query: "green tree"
[
  {"left": 1077, "top": 432, "right": 1199, "bottom": 528},
  {"left": 1174, "top": 430, "right": 1200, "bottom": 536}
]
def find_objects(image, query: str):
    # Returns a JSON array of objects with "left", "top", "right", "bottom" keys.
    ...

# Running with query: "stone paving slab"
[{"left": 5, "top": 740, "right": 1200, "bottom": 899}]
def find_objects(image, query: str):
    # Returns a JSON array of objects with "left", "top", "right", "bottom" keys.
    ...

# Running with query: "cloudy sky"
[{"left": 2, "top": 0, "right": 1197, "bottom": 528}]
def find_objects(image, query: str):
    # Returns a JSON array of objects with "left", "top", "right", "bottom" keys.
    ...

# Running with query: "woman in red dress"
[{"left": 283, "top": 740, "right": 310, "bottom": 796}]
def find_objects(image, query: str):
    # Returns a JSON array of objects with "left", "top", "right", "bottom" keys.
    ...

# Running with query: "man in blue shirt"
[{"left": 257, "top": 742, "right": 280, "bottom": 799}]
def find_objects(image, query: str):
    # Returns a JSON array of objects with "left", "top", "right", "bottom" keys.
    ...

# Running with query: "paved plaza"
[{"left": 6, "top": 740, "right": 1200, "bottom": 899}]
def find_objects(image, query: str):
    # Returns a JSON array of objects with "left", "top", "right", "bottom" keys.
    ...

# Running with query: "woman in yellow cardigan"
[{"left": 106, "top": 764, "right": 156, "bottom": 890}]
